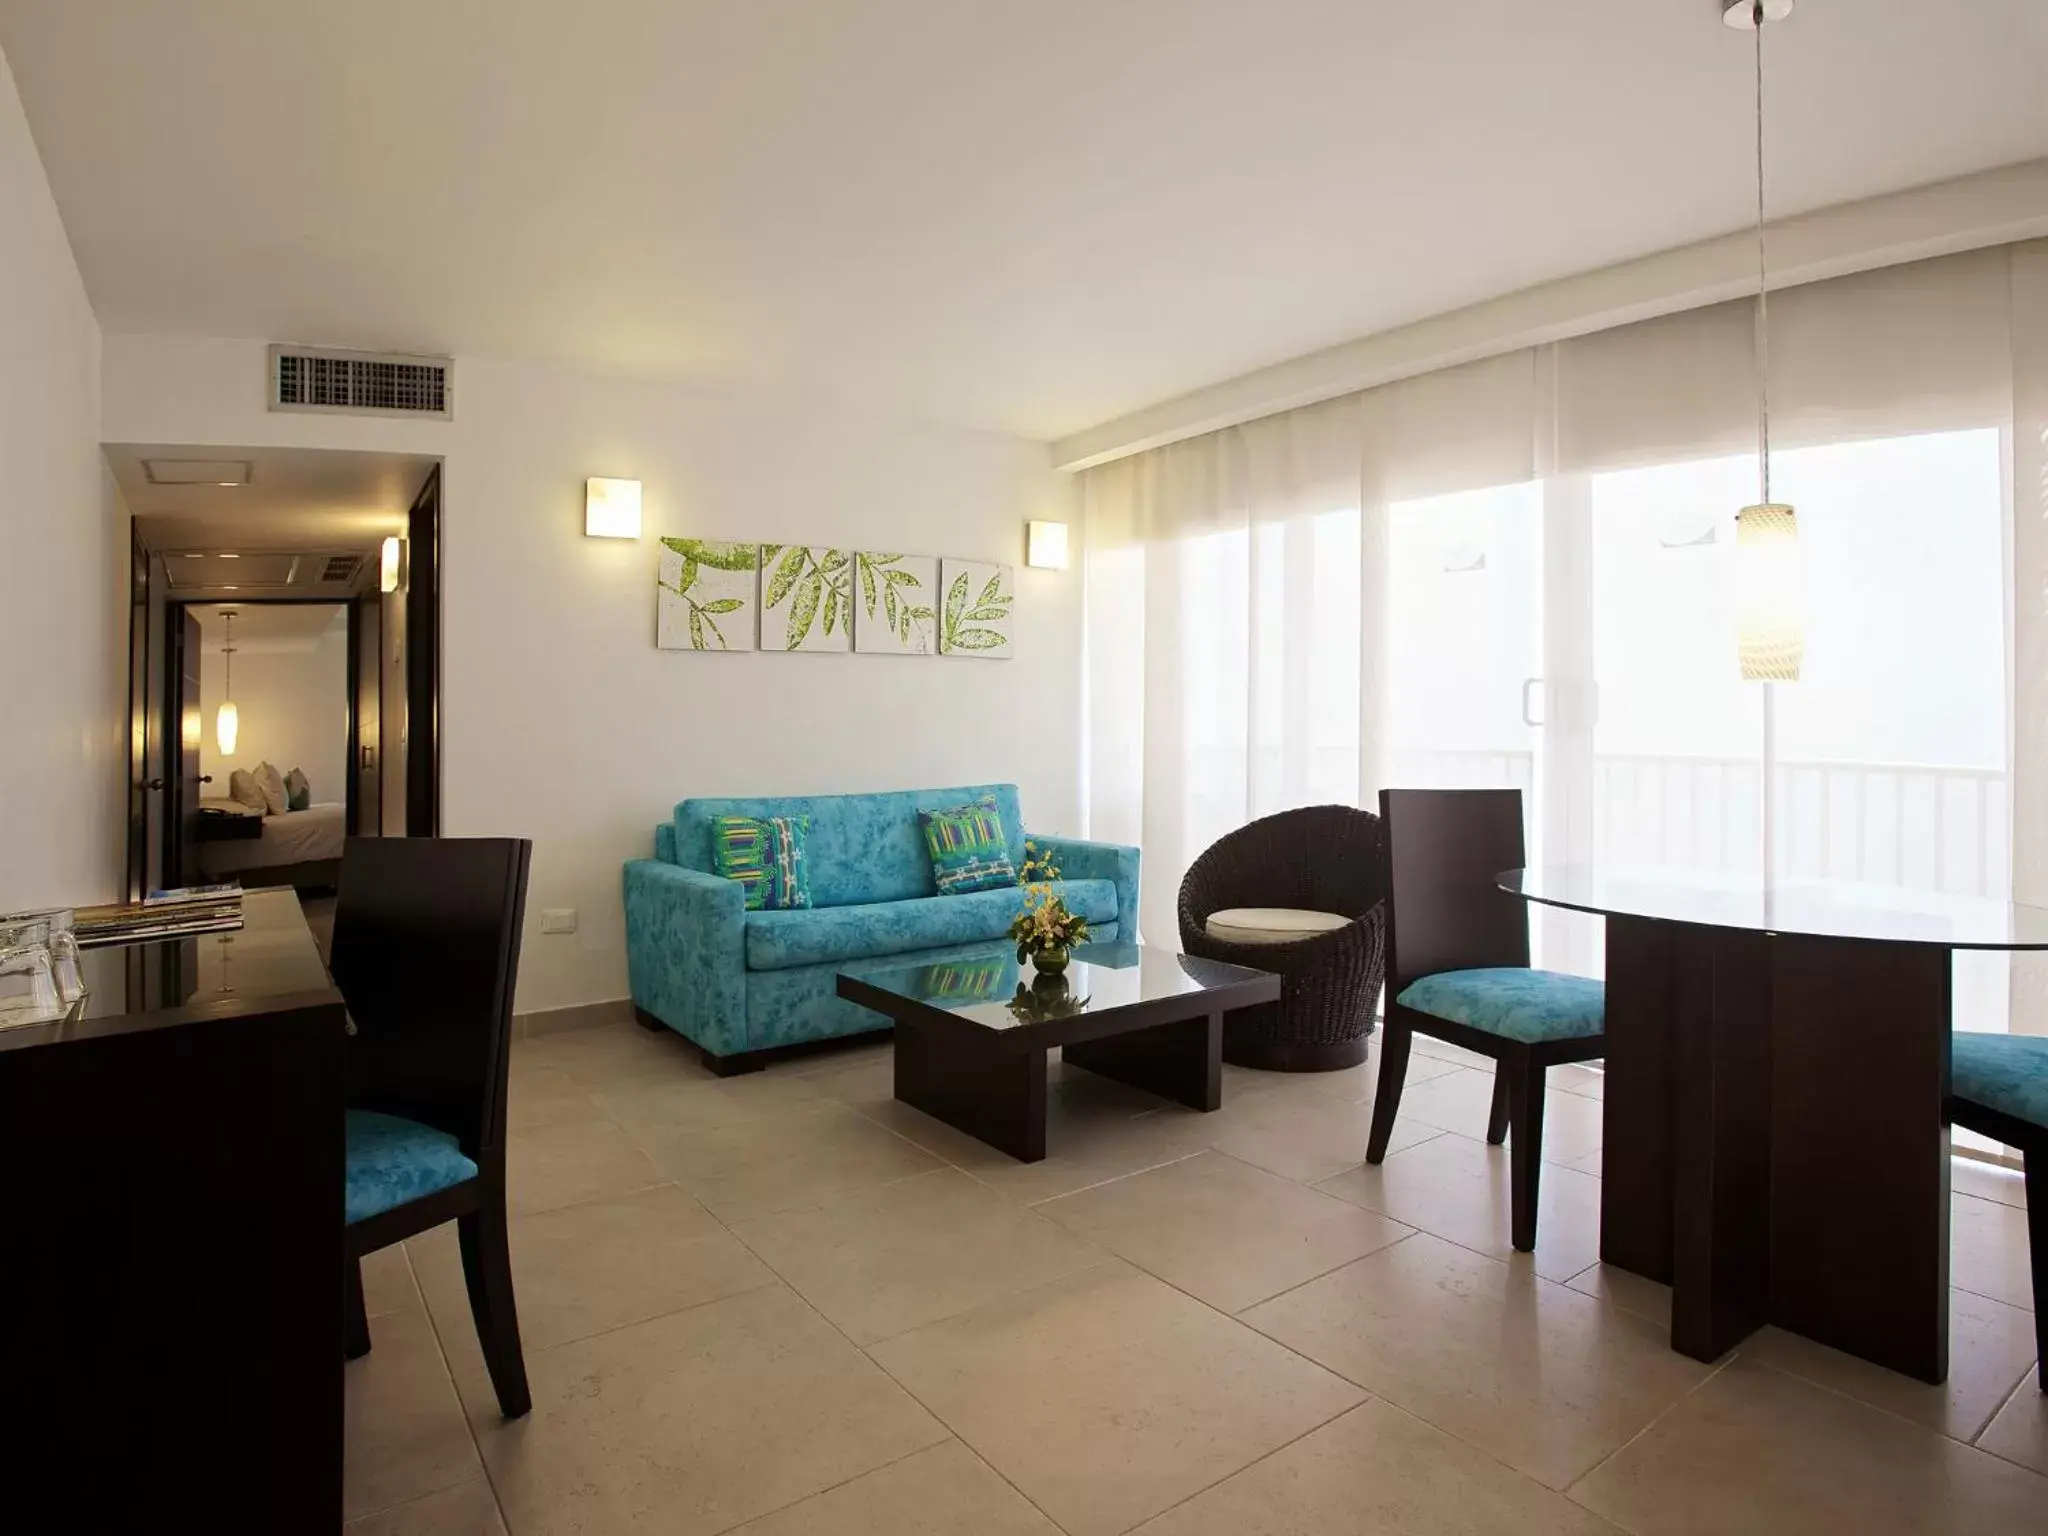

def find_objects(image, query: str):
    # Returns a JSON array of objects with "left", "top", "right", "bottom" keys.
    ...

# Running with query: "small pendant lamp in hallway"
[{"left": 216, "top": 608, "right": 240, "bottom": 755}]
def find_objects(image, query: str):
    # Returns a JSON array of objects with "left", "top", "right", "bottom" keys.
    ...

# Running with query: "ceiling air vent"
[
  {"left": 318, "top": 554, "right": 365, "bottom": 585},
  {"left": 269, "top": 345, "right": 453, "bottom": 419}
]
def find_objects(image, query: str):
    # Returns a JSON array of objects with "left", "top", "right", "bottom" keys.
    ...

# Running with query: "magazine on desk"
[{"left": 71, "top": 884, "right": 245, "bottom": 947}]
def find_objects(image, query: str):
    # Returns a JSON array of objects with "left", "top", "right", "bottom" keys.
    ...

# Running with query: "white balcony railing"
[{"left": 1387, "top": 747, "right": 2009, "bottom": 900}]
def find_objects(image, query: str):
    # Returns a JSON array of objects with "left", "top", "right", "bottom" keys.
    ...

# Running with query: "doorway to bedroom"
[
  {"left": 187, "top": 601, "right": 351, "bottom": 890},
  {"left": 114, "top": 445, "right": 443, "bottom": 931}
]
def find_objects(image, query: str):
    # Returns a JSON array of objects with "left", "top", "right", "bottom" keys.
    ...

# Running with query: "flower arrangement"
[
  {"left": 1006, "top": 979, "right": 1091, "bottom": 1024},
  {"left": 1008, "top": 841, "right": 1091, "bottom": 975}
]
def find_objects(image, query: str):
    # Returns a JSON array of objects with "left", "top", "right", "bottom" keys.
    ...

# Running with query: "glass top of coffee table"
[{"left": 840, "top": 941, "right": 1275, "bottom": 1036}]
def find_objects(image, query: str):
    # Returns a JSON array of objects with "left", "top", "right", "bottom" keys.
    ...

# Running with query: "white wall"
[
  {"left": 102, "top": 335, "right": 1081, "bottom": 1011},
  {"left": 0, "top": 42, "right": 123, "bottom": 910},
  {"left": 198, "top": 619, "right": 350, "bottom": 802}
]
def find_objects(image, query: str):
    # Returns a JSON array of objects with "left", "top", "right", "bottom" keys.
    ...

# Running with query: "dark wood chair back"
[
  {"left": 1378, "top": 788, "right": 1528, "bottom": 993},
  {"left": 331, "top": 836, "right": 531, "bottom": 1160}
]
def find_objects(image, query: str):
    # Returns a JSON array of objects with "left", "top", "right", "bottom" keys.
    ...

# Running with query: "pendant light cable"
[{"left": 1753, "top": 0, "right": 1772, "bottom": 504}]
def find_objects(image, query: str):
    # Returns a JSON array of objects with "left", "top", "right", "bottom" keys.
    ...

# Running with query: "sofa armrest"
[
  {"left": 1028, "top": 834, "right": 1141, "bottom": 941},
  {"left": 622, "top": 859, "right": 747, "bottom": 1055}
]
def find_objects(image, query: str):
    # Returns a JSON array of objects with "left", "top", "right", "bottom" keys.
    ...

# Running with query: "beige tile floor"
[{"left": 345, "top": 1024, "right": 2048, "bottom": 1534}]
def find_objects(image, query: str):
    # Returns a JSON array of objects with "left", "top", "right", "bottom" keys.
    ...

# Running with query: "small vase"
[{"left": 1030, "top": 946, "right": 1071, "bottom": 980}]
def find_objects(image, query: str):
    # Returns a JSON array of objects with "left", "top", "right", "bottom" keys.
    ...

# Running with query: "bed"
[{"left": 197, "top": 800, "right": 347, "bottom": 890}]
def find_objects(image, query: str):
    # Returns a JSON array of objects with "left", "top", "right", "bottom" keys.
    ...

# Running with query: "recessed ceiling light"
[
  {"left": 141, "top": 458, "right": 252, "bottom": 487},
  {"left": 217, "top": 552, "right": 240, "bottom": 559},
  {"left": 183, "top": 553, "right": 205, "bottom": 560},
  {"left": 220, "top": 584, "right": 239, "bottom": 591}
]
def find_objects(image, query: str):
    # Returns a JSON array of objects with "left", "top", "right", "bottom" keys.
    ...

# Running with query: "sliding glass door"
[
  {"left": 1380, "top": 428, "right": 2012, "bottom": 1002},
  {"left": 1384, "top": 481, "right": 1543, "bottom": 802}
]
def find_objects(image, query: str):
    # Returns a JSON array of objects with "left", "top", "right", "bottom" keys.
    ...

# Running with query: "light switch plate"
[{"left": 540, "top": 908, "right": 578, "bottom": 934}]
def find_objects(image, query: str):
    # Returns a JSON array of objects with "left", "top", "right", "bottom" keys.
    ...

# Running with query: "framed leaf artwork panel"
[
  {"left": 938, "top": 558, "right": 1014, "bottom": 659},
  {"left": 657, "top": 538, "right": 759, "bottom": 651},
  {"left": 852, "top": 552, "right": 939, "bottom": 654},
  {"left": 759, "top": 544, "right": 854, "bottom": 653}
]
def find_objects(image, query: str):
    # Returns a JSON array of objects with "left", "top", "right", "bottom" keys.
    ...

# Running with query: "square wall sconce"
[
  {"left": 586, "top": 477, "right": 643, "bottom": 539},
  {"left": 1025, "top": 520, "right": 1069, "bottom": 570},
  {"left": 379, "top": 535, "right": 404, "bottom": 593}
]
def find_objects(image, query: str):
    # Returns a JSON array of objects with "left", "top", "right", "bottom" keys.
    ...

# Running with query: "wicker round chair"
[{"left": 1177, "top": 804, "right": 1388, "bottom": 1071}]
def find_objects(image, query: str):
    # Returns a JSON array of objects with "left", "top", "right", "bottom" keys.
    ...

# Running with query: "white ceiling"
[
  {"left": 7, "top": 1, "right": 2047, "bottom": 439},
  {"left": 192, "top": 602, "right": 346, "bottom": 645},
  {"left": 109, "top": 444, "right": 435, "bottom": 552}
]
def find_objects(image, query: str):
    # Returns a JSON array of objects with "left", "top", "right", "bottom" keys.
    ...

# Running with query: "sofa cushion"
[
  {"left": 744, "top": 878, "right": 1117, "bottom": 971},
  {"left": 674, "top": 784, "right": 1026, "bottom": 908},
  {"left": 920, "top": 796, "right": 1018, "bottom": 895},
  {"left": 712, "top": 814, "right": 813, "bottom": 911}
]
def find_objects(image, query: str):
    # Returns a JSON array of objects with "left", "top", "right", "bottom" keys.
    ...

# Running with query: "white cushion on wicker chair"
[{"left": 1204, "top": 907, "right": 1350, "bottom": 945}]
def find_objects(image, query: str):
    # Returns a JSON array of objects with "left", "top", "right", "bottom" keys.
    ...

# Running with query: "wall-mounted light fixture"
[
  {"left": 380, "top": 535, "right": 404, "bottom": 594},
  {"left": 1025, "top": 520, "right": 1069, "bottom": 570},
  {"left": 586, "top": 477, "right": 643, "bottom": 539}
]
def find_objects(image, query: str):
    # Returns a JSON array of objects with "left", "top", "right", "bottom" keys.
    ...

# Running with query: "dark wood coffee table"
[{"left": 837, "top": 942, "right": 1280, "bottom": 1162}]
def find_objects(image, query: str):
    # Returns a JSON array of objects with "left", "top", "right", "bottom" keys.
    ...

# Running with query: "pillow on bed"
[
  {"left": 253, "top": 761, "right": 288, "bottom": 816},
  {"left": 285, "top": 767, "right": 311, "bottom": 812},
  {"left": 228, "top": 768, "right": 267, "bottom": 812}
]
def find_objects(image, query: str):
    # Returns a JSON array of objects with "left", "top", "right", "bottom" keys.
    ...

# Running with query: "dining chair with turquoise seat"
[
  {"left": 335, "top": 835, "right": 534, "bottom": 1419},
  {"left": 1368, "top": 788, "right": 1606, "bottom": 1252},
  {"left": 1948, "top": 1032, "right": 2048, "bottom": 1390}
]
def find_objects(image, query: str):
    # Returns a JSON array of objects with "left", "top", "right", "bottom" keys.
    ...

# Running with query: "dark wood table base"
[
  {"left": 1064, "top": 1011, "right": 1223, "bottom": 1113},
  {"left": 895, "top": 1007, "right": 1225, "bottom": 1163},
  {"left": 1602, "top": 914, "right": 1952, "bottom": 1382}
]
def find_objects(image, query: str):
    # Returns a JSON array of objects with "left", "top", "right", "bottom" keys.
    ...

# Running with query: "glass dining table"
[{"left": 1502, "top": 865, "right": 2048, "bottom": 1384}]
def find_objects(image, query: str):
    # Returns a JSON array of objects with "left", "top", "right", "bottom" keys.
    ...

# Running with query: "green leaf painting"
[
  {"left": 853, "top": 553, "right": 939, "bottom": 655},
  {"left": 938, "top": 558, "right": 1014, "bottom": 659},
  {"left": 657, "top": 538, "right": 759, "bottom": 652},
  {"left": 758, "top": 546, "right": 853, "bottom": 652}
]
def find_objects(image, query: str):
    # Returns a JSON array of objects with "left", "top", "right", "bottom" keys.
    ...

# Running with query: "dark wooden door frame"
[
  {"left": 159, "top": 595, "right": 358, "bottom": 888},
  {"left": 169, "top": 608, "right": 207, "bottom": 888},
  {"left": 141, "top": 548, "right": 171, "bottom": 897},
  {"left": 125, "top": 527, "right": 152, "bottom": 900},
  {"left": 404, "top": 464, "right": 441, "bottom": 837},
  {"left": 346, "top": 598, "right": 375, "bottom": 836},
  {"left": 124, "top": 454, "right": 443, "bottom": 895}
]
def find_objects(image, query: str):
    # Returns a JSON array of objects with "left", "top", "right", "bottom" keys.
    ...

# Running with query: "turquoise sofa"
[{"left": 623, "top": 784, "right": 1141, "bottom": 1073}]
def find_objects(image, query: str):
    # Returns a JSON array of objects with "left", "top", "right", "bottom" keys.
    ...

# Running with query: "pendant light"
[
  {"left": 1728, "top": 0, "right": 1801, "bottom": 682},
  {"left": 216, "top": 608, "right": 240, "bottom": 756}
]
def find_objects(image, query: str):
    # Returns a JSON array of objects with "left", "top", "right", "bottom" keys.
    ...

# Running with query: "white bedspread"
[{"left": 199, "top": 801, "right": 347, "bottom": 874}]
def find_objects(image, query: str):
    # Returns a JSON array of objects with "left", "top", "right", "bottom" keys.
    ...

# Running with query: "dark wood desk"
[
  {"left": 0, "top": 889, "right": 346, "bottom": 1530},
  {"left": 1505, "top": 866, "right": 2048, "bottom": 1385}
]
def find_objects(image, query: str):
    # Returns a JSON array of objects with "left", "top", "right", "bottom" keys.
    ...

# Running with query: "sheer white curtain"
[
  {"left": 2011, "top": 243, "right": 2048, "bottom": 1038},
  {"left": 1083, "top": 240, "right": 2047, "bottom": 1035},
  {"left": 1081, "top": 397, "right": 1363, "bottom": 945}
]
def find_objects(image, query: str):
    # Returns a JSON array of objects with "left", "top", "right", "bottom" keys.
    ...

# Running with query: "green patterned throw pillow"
[
  {"left": 711, "top": 815, "right": 812, "bottom": 911},
  {"left": 920, "top": 797, "right": 1018, "bottom": 896}
]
